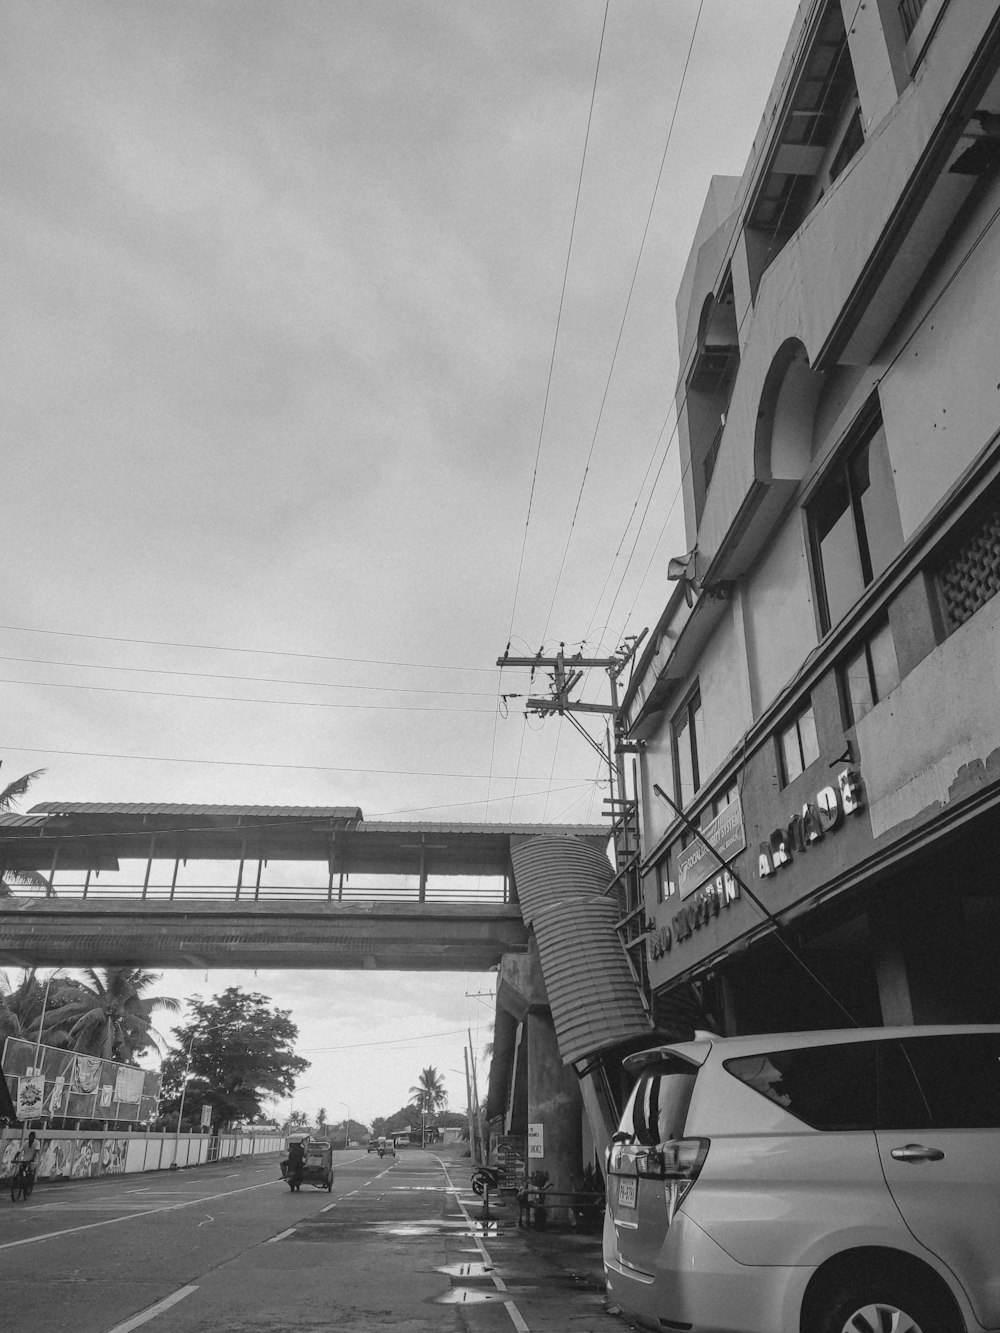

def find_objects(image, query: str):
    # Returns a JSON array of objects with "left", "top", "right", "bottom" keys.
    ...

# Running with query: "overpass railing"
[{"left": 2, "top": 873, "right": 512, "bottom": 906}]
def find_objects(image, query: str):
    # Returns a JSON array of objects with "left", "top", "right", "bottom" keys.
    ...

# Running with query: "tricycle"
[{"left": 280, "top": 1135, "right": 334, "bottom": 1192}]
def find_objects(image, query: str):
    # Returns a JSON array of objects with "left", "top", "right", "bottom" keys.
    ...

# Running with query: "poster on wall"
[
  {"left": 16, "top": 1075, "right": 45, "bottom": 1118},
  {"left": 527, "top": 1122, "right": 544, "bottom": 1158}
]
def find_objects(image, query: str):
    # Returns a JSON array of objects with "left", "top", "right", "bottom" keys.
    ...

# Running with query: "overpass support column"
[{"left": 526, "top": 1009, "right": 582, "bottom": 1221}]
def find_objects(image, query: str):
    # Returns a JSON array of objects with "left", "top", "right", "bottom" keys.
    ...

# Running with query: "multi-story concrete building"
[{"left": 622, "top": 0, "right": 1000, "bottom": 1036}]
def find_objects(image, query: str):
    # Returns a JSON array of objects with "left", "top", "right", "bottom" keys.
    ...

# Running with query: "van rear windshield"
[{"left": 619, "top": 1061, "right": 697, "bottom": 1146}]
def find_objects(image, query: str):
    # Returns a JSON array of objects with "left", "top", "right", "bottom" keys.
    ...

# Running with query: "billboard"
[{"left": 1, "top": 1038, "right": 161, "bottom": 1124}]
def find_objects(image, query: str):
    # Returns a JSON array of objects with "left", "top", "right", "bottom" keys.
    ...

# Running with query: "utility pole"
[
  {"left": 496, "top": 632, "right": 651, "bottom": 1005},
  {"left": 496, "top": 633, "right": 646, "bottom": 814}
]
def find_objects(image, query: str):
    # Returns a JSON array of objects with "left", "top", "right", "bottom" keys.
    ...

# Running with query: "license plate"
[{"left": 618, "top": 1177, "right": 637, "bottom": 1209}]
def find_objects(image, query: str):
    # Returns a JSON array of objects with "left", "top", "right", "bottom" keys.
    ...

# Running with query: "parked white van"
[{"left": 604, "top": 1025, "right": 1000, "bottom": 1333}]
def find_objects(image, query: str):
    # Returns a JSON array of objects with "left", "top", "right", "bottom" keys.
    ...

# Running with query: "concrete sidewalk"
[{"left": 450, "top": 1190, "right": 634, "bottom": 1333}]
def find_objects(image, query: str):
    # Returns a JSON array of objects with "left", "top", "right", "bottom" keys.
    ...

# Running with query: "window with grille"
[{"left": 936, "top": 489, "right": 1000, "bottom": 631}]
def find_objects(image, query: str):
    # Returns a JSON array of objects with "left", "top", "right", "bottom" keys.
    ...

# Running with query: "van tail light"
[{"left": 636, "top": 1138, "right": 710, "bottom": 1221}]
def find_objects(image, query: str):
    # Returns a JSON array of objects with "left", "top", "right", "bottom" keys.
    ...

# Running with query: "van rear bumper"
[{"left": 604, "top": 1211, "right": 808, "bottom": 1333}]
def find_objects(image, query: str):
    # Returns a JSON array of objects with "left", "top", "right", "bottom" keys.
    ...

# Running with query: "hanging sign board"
[
  {"left": 527, "top": 1122, "right": 544, "bottom": 1158},
  {"left": 16, "top": 1074, "right": 45, "bottom": 1118},
  {"left": 678, "top": 796, "right": 745, "bottom": 898}
]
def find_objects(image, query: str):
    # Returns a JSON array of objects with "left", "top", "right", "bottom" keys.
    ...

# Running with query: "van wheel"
[{"left": 811, "top": 1275, "right": 960, "bottom": 1333}]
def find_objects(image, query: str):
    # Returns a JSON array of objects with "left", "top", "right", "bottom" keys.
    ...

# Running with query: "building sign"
[
  {"left": 757, "top": 769, "right": 864, "bottom": 878},
  {"left": 200, "top": 1104, "right": 213, "bottom": 1128},
  {"left": 677, "top": 796, "right": 746, "bottom": 898},
  {"left": 648, "top": 871, "right": 740, "bottom": 958},
  {"left": 527, "top": 1123, "right": 544, "bottom": 1158}
]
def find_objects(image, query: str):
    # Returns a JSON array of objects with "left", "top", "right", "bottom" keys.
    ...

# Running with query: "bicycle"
[{"left": 10, "top": 1162, "right": 35, "bottom": 1202}]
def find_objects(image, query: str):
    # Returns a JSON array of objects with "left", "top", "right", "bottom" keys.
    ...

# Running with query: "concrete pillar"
[{"left": 526, "top": 1010, "right": 582, "bottom": 1225}]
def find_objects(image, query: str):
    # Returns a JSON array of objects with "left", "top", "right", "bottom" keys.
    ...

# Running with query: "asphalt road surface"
[{"left": 0, "top": 1147, "right": 613, "bottom": 1333}]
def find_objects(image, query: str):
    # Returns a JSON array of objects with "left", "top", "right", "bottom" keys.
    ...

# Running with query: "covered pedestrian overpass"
[{"left": 0, "top": 803, "right": 610, "bottom": 972}]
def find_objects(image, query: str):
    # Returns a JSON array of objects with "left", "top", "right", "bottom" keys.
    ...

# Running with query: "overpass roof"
[{"left": 0, "top": 803, "right": 609, "bottom": 876}]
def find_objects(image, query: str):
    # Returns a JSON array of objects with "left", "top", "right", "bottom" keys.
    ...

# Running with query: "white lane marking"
[
  {"left": 103, "top": 1285, "right": 198, "bottom": 1333},
  {"left": 196, "top": 1214, "right": 214, "bottom": 1227},
  {"left": 437, "top": 1158, "right": 531, "bottom": 1333},
  {"left": 0, "top": 1177, "right": 281, "bottom": 1252},
  {"left": 267, "top": 1227, "right": 297, "bottom": 1243},
  {"left": 320, "top": 1202, "right": 337, "bottom": 1212}
]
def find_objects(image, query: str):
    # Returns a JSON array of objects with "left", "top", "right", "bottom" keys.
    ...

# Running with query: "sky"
[{"left": 1, "top": 0, "right": 801, "bottom": 1128}]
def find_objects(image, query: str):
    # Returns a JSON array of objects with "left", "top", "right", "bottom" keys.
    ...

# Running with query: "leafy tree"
[
  {"left": 159, "top": 987, "right": 309, "bottom": 1130},
  {"left": 315, "top": 1106, "right": 328, "bottom": 1136},
  {"left": 47, "top": 968, "right": 179, "bottom": 1063},
  {"left": 0, "top": 769, "right": 50, "bottom": 896}
]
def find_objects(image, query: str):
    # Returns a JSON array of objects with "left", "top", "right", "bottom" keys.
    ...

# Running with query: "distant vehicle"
[
  {"left": 377, "top": 1136, "right": 395, "bottom": 1158},
  {"left": 366, "top": 1137, "right": 380, "bottom": 1153},
  {"left": 604, "top": 1025, "right": 1000, "bottom": 1333}
]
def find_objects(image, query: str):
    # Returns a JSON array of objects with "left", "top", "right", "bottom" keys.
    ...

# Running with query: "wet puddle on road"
[
  {"left": 436, "top": 1261, "right": 492, "bottom": 1279},
  {"left": 435, "top": 1289, "right": 508, "bottom": 1305}
]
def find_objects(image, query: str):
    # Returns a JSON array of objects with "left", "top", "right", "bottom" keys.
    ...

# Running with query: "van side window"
[
  {"left": 898, "top": 1033, "right": 1000, "bottom": 1129},
  {"left": 726, "top": 1042, "right": 877, "bottom": 1130}
]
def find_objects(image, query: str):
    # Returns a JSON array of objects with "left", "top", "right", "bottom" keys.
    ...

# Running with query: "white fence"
[{"left": 0, "top": 1128, "right": 285, "bottom": 1181}]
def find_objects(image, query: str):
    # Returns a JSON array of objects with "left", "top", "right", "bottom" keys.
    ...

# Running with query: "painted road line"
[
  {"left": 0, "top": 1176, "right": 281, "bottom": 1252},
  {"left": 267, "top": 1227, "right": 297, "bottom": 1243},
  {"left": 103, "top": 1285, "right": 198, "bottom": 1333},
  {"left": 438, "top": 1159, "right": 531, "bottom": 1333}
]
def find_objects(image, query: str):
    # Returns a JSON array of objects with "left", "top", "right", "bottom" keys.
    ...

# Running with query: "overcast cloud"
[{"left": 2, "top": 0, "right": 799, "bottom": 1125}]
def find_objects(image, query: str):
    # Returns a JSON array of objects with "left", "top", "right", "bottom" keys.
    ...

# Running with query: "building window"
[
  {"left": 778, "top": 702, "right": 819, "bottom": 785},
  {"left": 809, "top": 415, "right": 904, "bottom": 632},
  {"left": 842, "top": 621, "right": 906, "bottom": 725},
  {"left": 935, "top": 485, "right": 1000, "bottom": 632},
  {"left": 656, "top": 854, "right": 675, "bottom": 904},
  {"left": 672, "top": 688, "right": 704, "bottom": 808},
  {"left": 743, "top": 1, "right": 862, "bottom": 296},
  {"left": 687, "top": 274, "right": 740, "bottom": 523},
  {"left": 711, "top": 783, "right": 738, "bottom": 817},
  {"left": 898, "top": 0, "right": 927, "bottom": 41},
  {"left": 842, "top": 622, "right": 900, "bottom": 725}
]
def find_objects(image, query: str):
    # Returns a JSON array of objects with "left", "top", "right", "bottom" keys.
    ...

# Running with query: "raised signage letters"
[
  {"left": 758, "top": 769, "right": 863, "bottom": 878},
  {"left": 648, "top": 871, "right": 740, "bottom": 959}
]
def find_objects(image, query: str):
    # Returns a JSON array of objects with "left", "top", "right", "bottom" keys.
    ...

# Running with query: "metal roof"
[
  {"left": 31, "top": 802, "right": 364, "bottom": 819},
  {"left": 509, "top": 835, "right": 652, "bottom": 1065},
  {"left": 0, "top": 804, "right": 609, "bottom": 878}
]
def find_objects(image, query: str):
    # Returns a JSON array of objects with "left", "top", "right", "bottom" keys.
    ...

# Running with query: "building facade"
[{"left": 623, "top": 0, "right": 1000, "bottom": 1036}]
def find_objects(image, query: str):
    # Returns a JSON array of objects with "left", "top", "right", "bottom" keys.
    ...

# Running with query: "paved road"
[{"left": 0, "top": 1148, "right": 614, "bottom": 1333}]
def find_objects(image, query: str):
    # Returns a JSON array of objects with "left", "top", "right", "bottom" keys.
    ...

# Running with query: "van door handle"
[{"left": 890, "top": 1143, "right": 945, "bottom": 1162}]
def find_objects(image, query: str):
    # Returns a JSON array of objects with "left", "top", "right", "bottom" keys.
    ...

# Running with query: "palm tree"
[
  {"left": 50, "top": 967, "right": 180, "bottom": 1064},
  {"left": 316, "top": 1106, "right": 328, "bottom": 1136},
  {"left": 409, "top": 1066, "right": 446, "bottom": 1146},
  {"left": 0, "top": 768, "right": 50, "bottom": 896}
]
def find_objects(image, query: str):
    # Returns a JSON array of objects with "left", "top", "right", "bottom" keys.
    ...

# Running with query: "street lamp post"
[
  {"left": 339, "top": 1101, "right": 350, "bottom": 1150},
  {"left": 170, "top": 1022, "right": 243, "bottom": 1168},
  {"left": 170, "top": 1032, "right": 197, "bottom": 1169},
  {"left": 19, "top": 969, "right": 65, "bottom": 1147}
]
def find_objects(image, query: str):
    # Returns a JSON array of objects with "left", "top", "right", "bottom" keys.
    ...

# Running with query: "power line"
[
  {"left": 540, "top": 0, "right": 706, "bottom": 643},
  {"left": 0, "top": 742, "right": 604, "bottom": 784},
  {"left": 503, "top": 1, "right": 611, "bottom": 651},
  {"left": 0, "top": 655, "right": 495, "bottom": 699},
  {"left": 0, "top": 623, "right": 495, "bottom": 675},
  {"left": 0, "top": 676, "right": 495, "bottom": 713}
]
